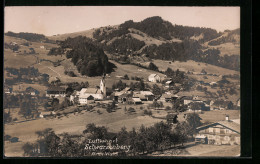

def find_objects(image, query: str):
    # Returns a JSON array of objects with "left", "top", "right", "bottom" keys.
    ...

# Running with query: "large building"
[
  {"left": 195, "top": 116, "right": 240, "bottom": 145},
  {"left": 78, "top": 77, "right": 106, "bottom": 105}
]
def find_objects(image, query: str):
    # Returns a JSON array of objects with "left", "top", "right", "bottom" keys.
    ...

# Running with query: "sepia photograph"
[{"left": 3, "top": 6, "right": 241, "bottom": 158}]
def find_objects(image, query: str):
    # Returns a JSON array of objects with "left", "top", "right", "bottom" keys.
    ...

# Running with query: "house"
[
  {"left": 25, "top": 87, "right": 40, "bottom": 96},
  {"left": 78, "top": 77, "right": 106, "bottom": 103},
  {"left": 195, "top": 116, "right": 240, "bottom": 145},
  {"left": 148, "top": 74, "right": 161, "bottom": 83},
  {"left": 40, "top": 46, "right": 45, "bottom": 49},
  {"left": 46, "top": 86, "right": 66, "bottom": 98},
  {"left": 158, "top": 94, "right": 173, "bottom": 102},
  {"left": 165, "top": 81, "right": 174, "bottom": 88},
  {"left": 113, "top": 87, "right": 131, "bottom": 102},
  {"left": 79, "top": 95, "right": 95, "bottom": 105},
  {"left": 133, "top": 91, "right": 154, "bottom": 101},
  {"left": 181, "top": 96, "right": 193, "bottom": 105},
  {"left": 132, "top": 97, "right": 142, "bottom": 104}
]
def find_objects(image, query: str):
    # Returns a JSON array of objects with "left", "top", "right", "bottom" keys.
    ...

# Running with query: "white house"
[
  {"left": 79, "top": 95, "right": 95, "bottom": 105},
  {"left": 148, "top": 74, "right": 161, "bottom": 83}
]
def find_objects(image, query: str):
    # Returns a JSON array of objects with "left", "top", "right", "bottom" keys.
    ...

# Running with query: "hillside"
[{"left": 47, "top": 16, "right": 239, "bottom": 71}]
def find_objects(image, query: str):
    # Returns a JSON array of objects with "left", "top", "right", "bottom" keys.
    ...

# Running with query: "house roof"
[
  {"left": 140, "top": 91, "right": 154, "bottom": 96},
  {"left": 166, "top": 81, "right": 173, "bottom": 84},
  {"left": 196, "top": 119, "right": 240, "bottom": 134},
  {"left": 132, "top": 97, "right": 142, "bottom": 102},
  {"left": 80, "top": 88, "right": 101, "bottom": 94},
  {"left": 133, "top": 93, "right": 146, "bottom": 99},
  {"left": 47, "top": 86, "right": 66, "bottom": 92},
  {"left": 149, "top": 74, "right": 159, "bottom": 78}
]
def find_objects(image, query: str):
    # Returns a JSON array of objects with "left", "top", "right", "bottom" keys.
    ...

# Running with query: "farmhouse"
[
  {"left": 113, "top": 87, "right": 131, "bottom": 102},
  {"left": 133, "top": 91, "right": 154, "bottom": 101},
  {"left": 195, "top": 116, "right": 240, "bottom": 145},
  {"left": 46, "top": 86, "right": 66, "bottom": 98},
  {"left": 148, "top": 74, "right": 161, "bottom": 83},
  {"left": 158, "top": 94, "right": 173, "bottom": 102}
]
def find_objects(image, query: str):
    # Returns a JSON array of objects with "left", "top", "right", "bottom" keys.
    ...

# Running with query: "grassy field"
[
  {"left": 47, "top": 28, "right": 96, "bottom": 41},
  {"left": 208, "top": 43, "right": 240, "bottom": 57},
  {"left": 151, "top": 59, "right": 239, "bottom": 75},
  {"left": 4, "top": 104, "right": 162, "bottom": 157}
]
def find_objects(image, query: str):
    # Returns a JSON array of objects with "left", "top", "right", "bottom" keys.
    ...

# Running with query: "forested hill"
[
  {"left": 90, "top": 16, "right": 240, "bottom": 71},
  {"left": 50, "top": 36, "right": 116, "bottom": 77},
  {"left": 5, "top": 31, "right": 56, "bottom": 43},
  {"left": 93, "top": 16, "right": 221, "bottom": 43}
]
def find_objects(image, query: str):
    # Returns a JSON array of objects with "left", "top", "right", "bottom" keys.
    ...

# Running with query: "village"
[
  {"left": 4, "top": 64, "right": 241, "bottom": 154},
  {"left": 3, "top": 10, "right": 241, "bottom": 157}
]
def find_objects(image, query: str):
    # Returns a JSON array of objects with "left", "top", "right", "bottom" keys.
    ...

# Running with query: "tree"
[
  {"left": 185, "top": 113, "right": 202, "bottom": 135},
  {"left": 123, "top": 74, "right": 129, "bottom": 80},
  {"left": 190, "top": 102, "right": 203, "bottom": 111},
  {"left": 148, "top": 62, "right": 159, "bottom": 71},
  {"left": 152, "top": 84, "right": 162, "bottom": 95},
  {"left": 83, "top": 123, "right": 108, "bottom": 139},
  {"left": 22, "top": 142, "right": 35, "bottom": 156},
  {"left": 117, "top": 127, "right": 128, "bottom": 145}
]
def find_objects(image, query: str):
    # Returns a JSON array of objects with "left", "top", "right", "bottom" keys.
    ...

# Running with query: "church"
[{"left": 78, "top": 77, "right": 106, "bottom": 105}]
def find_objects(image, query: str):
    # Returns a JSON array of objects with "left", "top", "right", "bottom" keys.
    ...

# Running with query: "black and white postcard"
[{"left": 4, "top": 6, "right": 242, "bottom": 158}]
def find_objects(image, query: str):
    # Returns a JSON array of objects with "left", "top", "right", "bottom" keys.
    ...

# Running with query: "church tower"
[{"left": 100, "top": 76, "right": 106, "bottom": 97}]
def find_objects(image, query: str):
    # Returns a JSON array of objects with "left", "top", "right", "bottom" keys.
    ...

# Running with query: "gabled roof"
[
  {"left": 196, "top": 120, "right": 240, "bottom": 134},
  {"left": 87, "top": 95, "right": 95, "bottom": 100},
  {"left": 80, "top": 88, "right": 101, "bottom": 94}
]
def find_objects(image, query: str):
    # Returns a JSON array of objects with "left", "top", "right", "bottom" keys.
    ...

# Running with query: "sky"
[{"left": 4, "top": 6, "right": 240, "bottom": 36}]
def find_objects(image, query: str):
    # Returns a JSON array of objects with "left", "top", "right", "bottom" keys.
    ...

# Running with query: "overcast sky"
[{"left": 5, "top": 6, "right": 240, "bottom": 36}]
